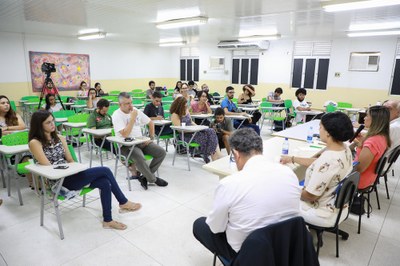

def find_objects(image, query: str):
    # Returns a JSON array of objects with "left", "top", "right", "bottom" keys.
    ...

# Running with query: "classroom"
[{"left": 0, "top": 0, "right": 400, "bottom": 265}]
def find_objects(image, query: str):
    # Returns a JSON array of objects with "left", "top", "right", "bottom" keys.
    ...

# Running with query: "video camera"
[{"left": 41, "top": 62, "right": 56, "bottom": 78}]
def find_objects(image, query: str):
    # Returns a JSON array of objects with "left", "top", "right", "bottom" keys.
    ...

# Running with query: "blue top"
[{"left": 220, "top": 97, "right": 238, "bottom": 112}]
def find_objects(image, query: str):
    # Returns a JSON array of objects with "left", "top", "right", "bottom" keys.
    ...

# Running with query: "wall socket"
[{"left": 334, "top": 72, "right": 341, "bottom": 77}]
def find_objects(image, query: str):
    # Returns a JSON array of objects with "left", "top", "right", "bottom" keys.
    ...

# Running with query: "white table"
[
  {"left": 83, "top": 107, "right": 96, "bottom": 113},
  {"left": 272, "top": 119, "right": 320, "bottom": 141},
  {"left": 82, "top": 128, "right": 112, "bottom": 167},
  {"left": 170, "top": 125, "right": 209, "bottom": 171},
  {"left": 153, "top": 120, "right": 173, "bottom": 147},
  {"left": 203, "top": 137, "right": 325, "bottom": 179},
  {"left": 191, "top": 113, "right": 214, "bottom": 125},
  {"left": 0, "top": 144, "right": 30, "bottom": 205},
  {"left": 25, "top": 162, "right": 88, "bottom": 240},
  {"left": 226, "top": 114, "right": 252, "bottom": 129},
  {"left": 106, "top": 136, "right": 150, "bottom": 191},
  {"left": 210, "top": 105, "right": 221, "bottom": 111},
  {"left": 55, "top": 117, "right": 68, "bottom": 123},
  {"left": 63, "top": 122, "right": 87, "bottom": 162},
  {"left": 70, "top": 104, "right": 87, "bottom": 112}
]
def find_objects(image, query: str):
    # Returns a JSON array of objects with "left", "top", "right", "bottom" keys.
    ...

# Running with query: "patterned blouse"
[
  {"left": 302, "top": 146, "right": 352, "bottom": 215},
  {"left": 42, "top": 139, "right": 66, "bottom": 165}
]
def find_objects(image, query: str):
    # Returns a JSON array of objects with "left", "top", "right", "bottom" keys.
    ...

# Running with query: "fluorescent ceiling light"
[
  {"left": 159, "top": 41, "right": 187, "bottom": 47},
  {"left": 78, "top": 28, "right": 100, "bottom": 34},
  {"left": 323, "top": 0, "right": 400, "bottom": 12},
  {"left": 156, "top": 16, "right": 208, "bottom": 29},
  {"left": 349, "top": 21, "right": 400, "bottom": 31},
  {"left": 238, "top": 34, "right": 281, "bottom": 42},
  {"left": 78, "top": 31, "right": 107, "bottom": 40},
  {"left": 347, "top": 30, "right": 400, "bottom": 37}
]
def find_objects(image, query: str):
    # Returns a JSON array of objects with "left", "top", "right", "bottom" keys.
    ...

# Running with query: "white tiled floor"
[{"left": 1, "top": 133, "right": 400, "bottom": 266}]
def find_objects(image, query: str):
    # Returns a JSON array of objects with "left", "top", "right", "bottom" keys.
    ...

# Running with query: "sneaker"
[
  {"left": 154, "top": 177, "right": 168, "bottom": 187},
  {"left": 138, "top": 176, "right": 148, "bottom": 190}
]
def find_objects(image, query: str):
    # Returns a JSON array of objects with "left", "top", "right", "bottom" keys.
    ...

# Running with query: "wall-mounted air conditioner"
[{"left": 217, "top": 40, "right": 269, "bottom": 50}]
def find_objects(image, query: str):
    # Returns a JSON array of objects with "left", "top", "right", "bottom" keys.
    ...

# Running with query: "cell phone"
[
  {"left": 124, "top": 137, "right": 135, "bottom": 142},
  {"left": 53, "top": 165, "right": 69, "bottom": 169},
  {"left": 349, "top": 124, "right": 365, "bottom": 143}
]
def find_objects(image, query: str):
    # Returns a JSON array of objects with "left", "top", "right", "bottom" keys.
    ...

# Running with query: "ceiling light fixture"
[
  {"left": 238, "top": 34, "right": 281, "bottom": 42},
  {"left": 349, "top": 21, "right": 400, "bottom": 31},
  {"left": 323, "top": 0, "right": 400, "bottom": 12},
  {"left": 156, "top": 16, "right": 208, "bottom": 29},
  {"left": 159, "top": 41, "right": 187, "bottom": 47},
  {"left": 347, "top": 30, "right": 400, "bottom": 37},
  {"left": 77, "top": 31, "right": 107, "bottom": 40}
]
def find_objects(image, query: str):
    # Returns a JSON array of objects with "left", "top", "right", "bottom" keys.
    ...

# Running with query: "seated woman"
[
  {"left": 77, "top": 81, "right": 88, "bottom": 97},
  {"left": 237, "top": 84, "right": 261, "bottom": 124},
  {"left": 170, "top": 97, "right": 222, "bottom": 163},
  {"left": 353, "top": 106, "right": 390, "bottom": 190},
  {"left": 281, "top": 112, "right": 354, "bottom": 227},
  {"left": 43, "top": 94, "right": 62, "bottom": 113},
  {"left": 173, "top": 83, "right": 193, "bottom": 105},
  {"left": 29, "top": 110, "right": 141, "bottom": 230},
  {"left": 87, "top": 88, "right": 100, "bottom": 108},
  {"left": 190, "top": 91, "right": 212, "bottom": 126},
  {"left": 0, "top": 95, "right": 26, "bottom": 135}
]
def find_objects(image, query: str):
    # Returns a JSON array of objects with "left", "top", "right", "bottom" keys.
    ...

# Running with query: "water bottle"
[
  {"left": 282, "top": 138, "right": 289, "bottom": 155},
  {"left": 163, "top": 86, "right": 167, "bottom": 96},
  {"left": 307, "top": 126, "right": 313, "bottom": 143}
]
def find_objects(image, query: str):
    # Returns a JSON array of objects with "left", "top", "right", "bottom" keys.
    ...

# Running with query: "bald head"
[{"left": 383, "top": 100, "right": 400, "bottom": 121}]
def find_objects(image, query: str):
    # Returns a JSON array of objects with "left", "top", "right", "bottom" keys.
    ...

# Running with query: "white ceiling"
[{"left": 0, "top": 0, "right": 399, "bottom": 45}]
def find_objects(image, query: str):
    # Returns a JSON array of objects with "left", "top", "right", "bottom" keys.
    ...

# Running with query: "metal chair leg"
[{"left": 384, "top": 173, "right": 390, "bottom": 199}]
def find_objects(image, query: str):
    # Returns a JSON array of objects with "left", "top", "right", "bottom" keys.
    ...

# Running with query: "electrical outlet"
[{"left": 334, "top": 72, "right": 340, "bottom": 77}]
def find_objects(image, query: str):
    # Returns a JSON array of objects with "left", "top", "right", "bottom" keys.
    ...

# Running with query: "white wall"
[
  {"left": 328, "top": 36, "right": 398, "bottom": 90},
  {"left": 0, "top": 32, "right": 180, "bottom": 83},
  {"left": 0, "top": 31, "right": 398, "bottom": 93}
]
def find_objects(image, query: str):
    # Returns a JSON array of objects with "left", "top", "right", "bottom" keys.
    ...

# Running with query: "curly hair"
[
  {"left": 0, "top": 95, "right": 18, "bottom": 126},
  {"left": 170, "top": 97, "right": 187, "bottom": 117}
]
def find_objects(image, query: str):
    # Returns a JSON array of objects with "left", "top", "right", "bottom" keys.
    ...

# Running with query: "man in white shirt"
[
  {"left": 383, "top": 100, "right": 400, "bottom": 154},
  {"left": 293, "top": 88, "right": 311, "bottom": 123},
  {"left": 112, "top": 92, "right": 168, "bottom": 190},
  {"left": 193, "top": 128, "right": 301, "bottom": 261}
]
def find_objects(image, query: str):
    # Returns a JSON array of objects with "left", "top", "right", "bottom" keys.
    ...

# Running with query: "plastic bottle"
[
  {"left": 163, "top": 86, "right": 167, "bottom": 96},
  {"left": 282, "top": 138, "right": 289, "bottom": 155},
  {"left": 307, "top": 126, "right": 313, "bottom": 144}
]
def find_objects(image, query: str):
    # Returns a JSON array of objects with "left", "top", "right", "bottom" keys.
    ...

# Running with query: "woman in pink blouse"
[
  {"left": 190, "top": 91, "right": 212, "bottom": 114},
  {"left": 354, "top": 105, "right": 391, "bottom": 189}
]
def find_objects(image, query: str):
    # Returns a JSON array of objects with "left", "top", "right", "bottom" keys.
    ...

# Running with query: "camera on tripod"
[{"left": 41, "top": 62, "right": 56, "bottom": 77}]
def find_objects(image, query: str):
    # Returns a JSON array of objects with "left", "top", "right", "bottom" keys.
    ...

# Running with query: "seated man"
[
  {"left": 220, "top": 86, "right": 260, "bottom": 135},
  {"left": 112, "top": 92, "right": 168, "bottom": 190},
  {"left": 146, "top": 80, "right": 156, "bottom": 99},
  {"left": 293, "top": 88, "right": 311, "bottom": 123},
  {"left": 267, "top": 87, "right": 284, "bottom": 106},
  {"left": 87, "top": 99, "right": 140, "bottom": 178},
  {"left": 143, "top": 91, "right": 173, "bottom": 136},
  {"left": 193, "top": 128, "right": 300, "bottom": 261},
  {"left": 211, "top": 107, "right": 234, "bottom": 155}
]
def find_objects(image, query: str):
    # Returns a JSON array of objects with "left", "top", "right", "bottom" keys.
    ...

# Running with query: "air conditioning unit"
[{"left": 217, "top": 40, "right": 269, "bottom": 50}]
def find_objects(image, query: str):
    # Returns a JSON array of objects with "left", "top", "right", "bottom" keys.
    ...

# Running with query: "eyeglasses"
[{"left": 229, "top": 152, "right": 236, "bottom": 163}]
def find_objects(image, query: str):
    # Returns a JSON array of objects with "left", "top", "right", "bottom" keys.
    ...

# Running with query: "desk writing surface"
[
  {"left": 25, "top": 162, "right": 88, "bottom": 180},
  {"left": 153, "top": 120, "right": 172, "bottom": 126},
  {"left": 272, "top": 120, "right": 320, "bottom": 141},
  {"left": 203, "top": 137, "right": 324, "bottom": 178},
  {"left": 106, "top": 136, "right": 150, "bottom": 146},
  {"left": 82, "top": 128, "right": 112, "bottom": 136},
  {"left": 0, "top": 144, "right": 30, "bottom": 155},
  {"left": 171, "top": 125, "right": 208, "bottom": 132}
]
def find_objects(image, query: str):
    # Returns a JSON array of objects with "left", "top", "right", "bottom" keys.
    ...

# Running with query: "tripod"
[{"left": 37, "top": 76, "right": 66, "bottom": 111}]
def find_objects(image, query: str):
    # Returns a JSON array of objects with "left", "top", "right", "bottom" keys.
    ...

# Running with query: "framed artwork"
[{"left": 29, "top": 51, "right": 90, "bottom": 92}]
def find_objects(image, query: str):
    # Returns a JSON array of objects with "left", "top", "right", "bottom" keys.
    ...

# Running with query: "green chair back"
[
  {"left": 232, "top": 98, "right": 238, "bottom": 104},
  {"left": 132, "top": 99, "right": 144, "bottom": 105},
  {"left": 27, "top": 98, "right": 39, "bottom": 103},
  {"left": 74, "top": 99, "right": 87, "bottom": 105},
  {"left": 132, "top": 92, "right": 146, "bottom": 98},
  {"left": 337, "top": 102, "right": 352, "bottom": 108},
  {"left": 167, "top": 89, "right": 175, "bottom": 96},
  {"left": 10, "top": 100, "right": 17, "bottom": 111},
  {"left": 131, "top": 89, "right": 143, "bottom": 93},
  {"left": 109, "top": 90, "right": 121, "bottom": 95},
  {"left": 326, "top": 104, "right": 337, "bottom": 113},
  {"left": 21, "top": 96, "right": 39, "bottom": 101},
  {"left": 162, "top": 96, "right": 174, "bottom": 103},
  {"left": 67, "top": 113, "right": 89, "bottom": 123},
  {"left": 1, "top": 131, "right": 29, "bottom": 146},
  {"left": 284, "top": 99, "right": 293, "bottom": 109},
  {"left": 212, "top": 92, "right": 220, "bottom": 97},
  {"left": 59, "top": 96, "right": 69, "bottom": 103},
  {"left": 107, "top": 105, "right": 119, "bottom": 115},
  {"left": 67, "top": 145, "right": 78, "bottom": 162},
  {"left": 52, "top": 110, "right": 75, "bottom": 119},
  {"left": 102, "top": 96, "right": 118, "bottom": 102}
]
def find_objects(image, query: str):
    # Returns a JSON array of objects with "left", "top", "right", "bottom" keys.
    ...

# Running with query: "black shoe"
[
  {"left": 138, "top": 176, "right": 148, "bottom": 190},
  {"left": 202, "top": 155, "right": 210, "bottom": 164},
  {"left": 154, "top": 178, "right": 168, "bottom": 187}
]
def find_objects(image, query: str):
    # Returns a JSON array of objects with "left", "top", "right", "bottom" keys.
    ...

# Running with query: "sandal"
[
  {"left": 103, "top": 220, "right": 127, "bottom": 230},
  {"left": 119, "top": 201, "right": 142, "bottom": 213}
]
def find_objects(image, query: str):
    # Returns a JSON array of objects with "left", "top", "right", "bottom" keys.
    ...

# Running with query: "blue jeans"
[{"left": 62, "top": 167, "right": 128, "bottom": 222}]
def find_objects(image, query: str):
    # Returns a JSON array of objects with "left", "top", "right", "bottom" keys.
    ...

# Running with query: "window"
[
  {"left": 180, "top": 47, "right": 199, "bottom": 82},
  {"left": 291, "top": 41, "right": 331, "bottom": 90},
  {"left": 231, "top": 50, "right": 259, "bottom": 85},
  {"left": 390, "top": 40, "right": 400, "bottom": 95}
]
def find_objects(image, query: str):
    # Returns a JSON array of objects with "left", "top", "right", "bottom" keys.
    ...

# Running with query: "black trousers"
[{"left": 193, "top": 217, "right": 237, "bottom": 261}]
